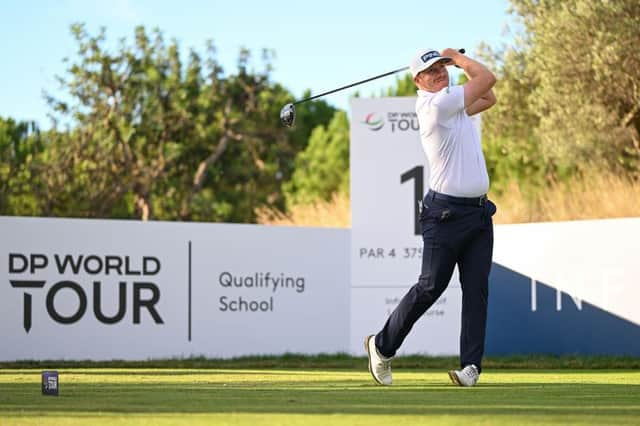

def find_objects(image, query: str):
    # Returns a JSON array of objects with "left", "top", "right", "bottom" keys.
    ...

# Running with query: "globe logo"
[{"left": 362, "top": 113, "right": 384, "bottom": 131}]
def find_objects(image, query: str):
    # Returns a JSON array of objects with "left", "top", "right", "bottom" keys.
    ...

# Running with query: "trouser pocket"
[{"left": 420, "top": 199, "right": 455, "bottom": 223}]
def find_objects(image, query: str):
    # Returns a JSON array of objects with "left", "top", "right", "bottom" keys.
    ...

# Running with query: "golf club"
[{"left": 280, "top": 49, "right": 465, "bottom": 127}]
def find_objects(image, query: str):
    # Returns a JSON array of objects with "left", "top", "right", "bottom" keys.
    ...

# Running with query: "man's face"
[{"left": 414, "top": 60, "right": 450, "bottom": 92}]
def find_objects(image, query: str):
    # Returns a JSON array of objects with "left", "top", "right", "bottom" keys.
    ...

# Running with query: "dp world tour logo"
[{"left": 362, "top": 113, "right": 384, "bottom": 131}]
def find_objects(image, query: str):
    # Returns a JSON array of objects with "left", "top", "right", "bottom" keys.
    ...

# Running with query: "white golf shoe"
[
  {"left": 448, "top": 364, "right": 479, "bottom": 387},
  {"left": 364, "top": 335, "right": 392, "bottom": 385}
]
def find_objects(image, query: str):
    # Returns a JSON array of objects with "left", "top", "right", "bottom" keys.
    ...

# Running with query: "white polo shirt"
[{"left": 415, "top": 85, "right": 490, "bottom": 198}]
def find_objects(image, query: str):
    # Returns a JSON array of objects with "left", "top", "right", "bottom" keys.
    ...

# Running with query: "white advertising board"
[
  {"left": 0, "top": 217, "right": 349, "bottom": 361},
  {"left": 493, "top": 218, "right": 640, "bottom": 326}
]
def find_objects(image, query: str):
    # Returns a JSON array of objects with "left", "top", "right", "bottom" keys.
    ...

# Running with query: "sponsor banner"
[
  {"left": 2, "top": 212, "right": 640, "bottom": 359},
  {"left": 487, "top": 218, "right": 640, "bottom": 355},
  {"left": 487, "top": 263, "right": 640, "bottom": 356},
  {"left": 0, "top": 217, "right": 349, "bottom": 360},
  {"left": 350, "top": 98, "right": 428, "bottom": 286},
  {"left": 190, "top": 225, "right": 350, "bottom": 357},
  {"left": 493, "top": 218, "right": 640, "bottom": 327}
]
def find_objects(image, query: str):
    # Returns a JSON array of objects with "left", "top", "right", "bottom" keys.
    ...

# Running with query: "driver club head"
[{"left": 280, "top": 103, "right": 296, "bottom": 127}]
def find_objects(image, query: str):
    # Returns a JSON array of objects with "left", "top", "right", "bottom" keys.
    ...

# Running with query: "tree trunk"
[
  {"left": 180, "top": 100, "right": 237, "bottom": 220},
  {"left": 135, "top": 193, "right": 150, "bottom": 221}
]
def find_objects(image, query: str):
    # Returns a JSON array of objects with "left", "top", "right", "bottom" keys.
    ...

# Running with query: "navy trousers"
[{"left": 375, "top": 190, "right": 496, "bottom": 372}]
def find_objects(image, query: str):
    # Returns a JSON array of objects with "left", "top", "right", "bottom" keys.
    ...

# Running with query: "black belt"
[{"left": 427, "top": 190, "right": 487, "bottom": 207}]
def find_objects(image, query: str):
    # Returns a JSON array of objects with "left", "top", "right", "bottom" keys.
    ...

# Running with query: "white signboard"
[
  {"left": 493, "top": 218, "right": 640, "bottom": 326},
  {"left": 0, "top": 217, "right": 350, "bottom": 361},
  {"left": 349, "top": 97, "right": 480, "bottom": 355}
]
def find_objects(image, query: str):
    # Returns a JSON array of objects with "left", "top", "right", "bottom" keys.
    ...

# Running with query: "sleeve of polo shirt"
[{"left": 431, "top": 85, "right": 464, "bottom": 124}]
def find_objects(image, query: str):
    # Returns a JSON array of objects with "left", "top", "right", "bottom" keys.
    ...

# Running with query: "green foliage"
[
  {"left": 524, "top": 0, "right": 640, "bottom": 174},
  {"left": 0, "top": 24, "right": 335, "bottom": 221},
  {"left": 482, "top": 0, "right": 640, "bottom": 188},
  {"left": 3, "top": 354, "right": 639, "bottom": 369},
  {"left": 0, "top": 117, "right": 44, "bottom": 215},
  {"left": 5, "top": 4, "right": 638, "bottom": 220},
  {"left": 383, "top": 73, "right": 416, "bottom": 97},
  {"left": 477, "top": 41, "right": 549, "bottom": 192},
  {"left": 283, "top": 110, "right": 349, "bottom": 206}
]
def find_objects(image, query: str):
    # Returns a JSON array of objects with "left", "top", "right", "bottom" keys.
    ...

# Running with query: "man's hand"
[
  {"left": 440, "top": 48, "right": 464, "bottom": 66},
  {"left": 440, "top": 48, "right": 496, "bottom": 109}
]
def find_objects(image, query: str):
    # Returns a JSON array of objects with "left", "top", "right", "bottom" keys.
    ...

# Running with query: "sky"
[{"left": 0, "top": 0, "right": 515, "bottom": 129}]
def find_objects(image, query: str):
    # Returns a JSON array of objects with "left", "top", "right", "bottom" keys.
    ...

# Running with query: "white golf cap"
[{"left": 409, "top": 48, "right": 452, "bottom": 78}]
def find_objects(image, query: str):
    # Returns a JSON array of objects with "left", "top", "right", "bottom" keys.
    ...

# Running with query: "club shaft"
[
  {"left": 293, "top": 66, "right": 409, "bottom": 105},
  {"left": 292, "top": 48, "right": 465, "bottom": 106}
]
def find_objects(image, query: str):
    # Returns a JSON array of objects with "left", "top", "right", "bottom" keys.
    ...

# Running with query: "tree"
[
  {"left": 283, "top": 110, "right": 349, "bottom": 206},
  {"left": 40, "top": 24, "right": 334, "bottom": 222},
  {"left": 509, "top": 0, "right": 640, "bottom": 175},
  {"left": 0, "top": 117, "right": 43, "bottom": 215},
  {"left": 384, "top": 73, "right": 417, "bottom": 97},
  {"left": 477, "top": 40, "right": 552, "bottom": 194}
]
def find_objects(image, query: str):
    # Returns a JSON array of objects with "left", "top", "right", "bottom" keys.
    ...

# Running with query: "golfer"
[{"left": 366, "top": 48, "right": 497, "bottom": 387}]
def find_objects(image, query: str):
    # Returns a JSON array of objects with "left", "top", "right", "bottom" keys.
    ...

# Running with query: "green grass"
[
  {"left": 1, "top": 367, "right": 639, "bottom": 425},
  {"left": 3, "top": 353, "right": 640, "bottom": 369}
]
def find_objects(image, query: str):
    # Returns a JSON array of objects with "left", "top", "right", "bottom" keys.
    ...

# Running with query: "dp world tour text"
[
  {"left": 9, "top": 253, "right": 160, "bottom": 275},
  {"left": 8, "top": 253, "right": 163, "bottom": 333}
]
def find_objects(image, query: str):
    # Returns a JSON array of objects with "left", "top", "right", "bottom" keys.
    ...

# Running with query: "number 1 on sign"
[{"left": 400, "top": 166, "right": 423, "bottom": 236}]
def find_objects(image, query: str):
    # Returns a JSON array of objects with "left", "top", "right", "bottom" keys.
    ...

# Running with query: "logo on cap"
[{"left": 420, "top": 51, "right": 439, "bottom": 63}]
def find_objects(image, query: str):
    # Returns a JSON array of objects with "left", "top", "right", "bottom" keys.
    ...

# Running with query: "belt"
[{"left": 427, "top": 190, "right": 487, "bottom": 207}]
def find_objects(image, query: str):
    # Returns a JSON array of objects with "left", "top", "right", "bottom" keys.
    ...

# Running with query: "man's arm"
[
  {"left": 441, "top": 48, "right": 496, "bottom": 110},
  {"left": 465, "top": 89, "right": 496, "bottom": 116}
]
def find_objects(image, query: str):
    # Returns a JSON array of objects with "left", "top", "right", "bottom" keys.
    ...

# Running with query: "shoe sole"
[
  {"left": 364, "top": 335, "right": 385, "bottom": 386},
  {"left": 448, "top": 370, "right": 462, "bottom": 386}
]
